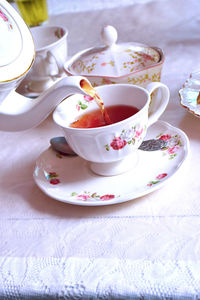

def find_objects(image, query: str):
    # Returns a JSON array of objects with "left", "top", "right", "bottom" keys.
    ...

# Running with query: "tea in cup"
[
  {"left": 53, "top": 81, "right": 169, "bottom": 176},
  {"left": 23, "top": 25, "right": 68, "bottom": 93}
]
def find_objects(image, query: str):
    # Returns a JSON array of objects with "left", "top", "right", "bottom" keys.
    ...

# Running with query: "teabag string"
[{"left": 80, "top": 79, "right": 112, "bottom": 125}]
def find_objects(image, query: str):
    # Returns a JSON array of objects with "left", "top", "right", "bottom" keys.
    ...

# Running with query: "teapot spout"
[{"left": 0, "top": 76, "right": 90, "bottom": 132}]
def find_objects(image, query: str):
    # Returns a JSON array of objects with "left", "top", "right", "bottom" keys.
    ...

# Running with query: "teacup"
[
  {"left": 25, "top": 25, "right": 68, "bottom": 93},
  {"left": 53, "top": 81, "right": 169, "bottom": 176}
]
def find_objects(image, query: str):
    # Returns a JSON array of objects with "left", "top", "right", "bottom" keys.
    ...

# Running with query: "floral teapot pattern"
[{"left": 65, "top": 25, "right": 164, "bottom": 88}]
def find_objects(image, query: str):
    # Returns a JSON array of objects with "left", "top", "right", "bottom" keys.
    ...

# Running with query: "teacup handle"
[{"left": 145, "top": 82, "right": 170, "bottom": 127}]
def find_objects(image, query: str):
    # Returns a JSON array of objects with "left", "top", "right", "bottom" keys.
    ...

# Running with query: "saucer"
[
  {"left": 33, "top": 121, "right": 190, "bottom": 206},
  {"left": 179, "top": 71, "right": 200, "bottom": 117}
]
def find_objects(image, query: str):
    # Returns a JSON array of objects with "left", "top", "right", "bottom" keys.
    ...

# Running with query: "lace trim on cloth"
[{"left": 0, "top": 258, "right": 199, "bottom": 299}]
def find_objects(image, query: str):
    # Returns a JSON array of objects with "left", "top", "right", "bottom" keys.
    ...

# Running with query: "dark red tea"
[{"left": 70, "top": 105, "right": 139, "bottom": 128}]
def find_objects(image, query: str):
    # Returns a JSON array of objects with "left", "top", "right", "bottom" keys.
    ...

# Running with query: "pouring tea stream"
[
  {"left": 0, "top": 0, "right": 110, "bottom": 131},
  {"left": 0, "top": 0, "right": 169, "bottom": 144},
  {"left": 80, "top": 79, "right": 112, "bottom": 125},
  {"left": 0, "top": 0, "right": 170, "bottom": 176},
  {"left": 0, "top": 1, "right": 93, "bottom": 131},
  {"left": 0, "top": 76, "right": 96, "bottom": 131}
]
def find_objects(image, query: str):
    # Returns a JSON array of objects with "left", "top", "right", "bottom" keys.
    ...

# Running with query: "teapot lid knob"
[{"left": 101, "top": 25, "right": 118, "bottom": 47}]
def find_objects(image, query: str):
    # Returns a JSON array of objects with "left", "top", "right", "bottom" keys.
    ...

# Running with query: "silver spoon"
[{"left": 50, "top": 136, "right": 167, "bottom": 156}]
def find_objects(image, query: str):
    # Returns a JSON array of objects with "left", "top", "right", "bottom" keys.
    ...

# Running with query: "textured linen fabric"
[{"left": 1, "top": 0, "right": 200, "bottom": 298}]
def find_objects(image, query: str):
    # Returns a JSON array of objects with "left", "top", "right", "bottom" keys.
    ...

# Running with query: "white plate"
[
  {"left": 179, "top": 71, "right": 200, "bottom": 117},
  {"left": 33, "top": 121, "right": 190, "bottom": 206}
]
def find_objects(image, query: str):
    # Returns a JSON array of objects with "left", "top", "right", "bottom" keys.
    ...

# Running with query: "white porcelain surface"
[
  {"left": 1, "top": 0, "right": 200, "bottom": 297},
  {"left": 67, "top": 25, "right": 160, "bottom": 77},
  {"left": 0, "top": 76, "right": 89, "bottom": 132},
  {"left": 16, "top": 73, "right": 66, "bottom": 98},
  {"left": 53, "top": 82, "right": 169, "bottom": 174},
  {"left": 0, "top": 3, "right": 21, "bottom": 66},
  {"left": 179, "top": 71, "right": 200, "bottom": 117},
  {"left": 0, "top": 0, "right": 34, "bottom": 82},
  {"left": 19, "top": 25, "right": 68, "bottom": 94},
  {"left": 33, "top": 120, "right": 190, "bottom": 206},
  {"left": 0, "top": 0, "right": 34, "bottom": 104}
]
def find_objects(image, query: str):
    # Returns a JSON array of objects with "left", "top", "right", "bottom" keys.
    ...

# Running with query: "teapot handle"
[{"left": 145, "top": 82, "right": 170, "bottom": 127}]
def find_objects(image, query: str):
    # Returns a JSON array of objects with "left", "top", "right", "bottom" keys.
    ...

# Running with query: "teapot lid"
[
  {"left": 0, "top": 0, "right": 34, "bottom": 83},
  {"left": 65, "top": 25, "right": 162, "bottom": 78}
]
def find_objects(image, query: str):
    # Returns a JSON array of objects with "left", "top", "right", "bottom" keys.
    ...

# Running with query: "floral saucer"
[
  {"left": 179, "top": 71, "right": 200, "bottom": 117},
  {"left": 33, "top": 121, "right": 190, "bottom": 206}
]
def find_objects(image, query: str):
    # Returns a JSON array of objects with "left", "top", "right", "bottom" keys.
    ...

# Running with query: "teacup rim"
[
  {"left": 30, "top": 25, "right": 68, "bottom": 52},
  {"left": 53, "top": 83, "right": 150, "bottom": 131}
]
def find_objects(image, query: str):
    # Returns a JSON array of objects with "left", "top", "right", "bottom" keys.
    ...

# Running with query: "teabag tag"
[
  {"left": 50, "top": 137, "right": 168, "bottom": 156},
  {"left": 138, "top": 139, "right": 167, "bottom": 151}
]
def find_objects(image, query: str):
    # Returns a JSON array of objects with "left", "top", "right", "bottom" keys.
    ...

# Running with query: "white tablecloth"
[{"left": 1, "top": 0, "right": 200, "bottom": 298}]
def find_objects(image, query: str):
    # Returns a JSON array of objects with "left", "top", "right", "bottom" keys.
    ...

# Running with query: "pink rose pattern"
[
  {"left": 71, "top": 191, "right": 117, "bottom": 202},
  {"left": 84, "top": 95, "right": 94, "bottom": 102},
  {"left": 147, "top": 133, "right": 182, "bottom": 186},
  {"left": 0, "top": 9, "right": 13, "bottom": 30},
  {"left": 54, "top": 28, "right": 64, "bottom": 39},
  {"left": 46, "top": 131, "right": 182, "bottom": 196},
  {"left": 159, "top": 134, "right": 171, "bottom": 141},
  {"left": 110, "top": 137, "right": 127, "bottom": 150},
  {"left": 158, "top": 133, "right": 182, "bottom": 159},
  {"left": 46, "top": 172, "right": 60, "bottom": 185},
  {"left": 0, "top": 10, "right": 8, "bottom": 21},
  {"left": 76, "top": 95, "right": 95, "bottom": 111},
  {"left": 156, "top": 173, "right": 168, "bottom": 180},
  {"left": 105, "top": 124, "right": 144, "bottom": 151},
  {"left": 147, "top": 173, "right": 168, "bottom": 187}
]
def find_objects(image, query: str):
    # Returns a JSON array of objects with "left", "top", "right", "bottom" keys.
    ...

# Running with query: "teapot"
[
  {"left": 0, "top": 0, "right": 91, "bottom": 131},
  {"left": 0, "top": 1, "right": 167, "bottom": 133}
]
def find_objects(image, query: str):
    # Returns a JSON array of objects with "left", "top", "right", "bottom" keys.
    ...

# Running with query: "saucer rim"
[{"left": 33, "top": 120, "right": 190, "bottom": 206}]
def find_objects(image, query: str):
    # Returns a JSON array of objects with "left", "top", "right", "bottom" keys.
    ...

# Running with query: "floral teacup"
[{"left": 53, "top": 81, "right": 169, "bottom": 176}]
